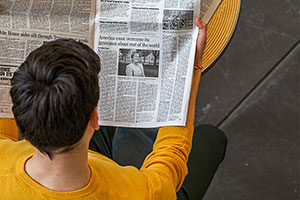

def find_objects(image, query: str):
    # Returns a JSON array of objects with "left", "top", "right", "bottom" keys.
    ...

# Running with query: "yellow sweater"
[{"left": 0, "top": 122, "right": 194, "bottom": 199}]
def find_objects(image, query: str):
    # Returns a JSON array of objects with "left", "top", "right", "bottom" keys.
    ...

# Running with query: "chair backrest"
[{"left": 0, "top": 119, "right": 18, "bottom": 141}]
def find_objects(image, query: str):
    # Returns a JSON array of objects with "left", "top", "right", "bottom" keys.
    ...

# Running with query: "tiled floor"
[{"left": 196, "top": 0, "right": 299, "bottom": 199}]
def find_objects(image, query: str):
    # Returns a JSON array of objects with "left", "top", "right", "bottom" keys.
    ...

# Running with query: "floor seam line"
[{"left": 217, "top": 40, "right": 300, "bottom": 128}]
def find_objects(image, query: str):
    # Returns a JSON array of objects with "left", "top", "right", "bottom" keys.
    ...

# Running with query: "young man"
[{"left": 0, "top": 19, "right": 227, "bottom": 199}]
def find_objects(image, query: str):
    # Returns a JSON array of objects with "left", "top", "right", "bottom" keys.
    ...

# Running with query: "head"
[
  {"left": 131, "top": 52, "right": 141, "bottom": 63},
  {"left": 10, "top": 39, "right": 100, "bottom": 159}
]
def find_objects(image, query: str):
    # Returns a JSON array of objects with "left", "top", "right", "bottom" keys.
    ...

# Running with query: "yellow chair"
[
  {"left": 0, "top": 118, "right": 18, "bottom": 141},
  {"left": 202, "top": 0, "right": 241, "bottom": 70}
]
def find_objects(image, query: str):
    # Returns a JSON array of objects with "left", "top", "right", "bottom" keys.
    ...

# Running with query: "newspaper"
[
  {"left": 94, "top": 0, "right": 202, "bottom": 127},
  {"left": 0, "top": 0, "right": 221, "bottom": 127}
]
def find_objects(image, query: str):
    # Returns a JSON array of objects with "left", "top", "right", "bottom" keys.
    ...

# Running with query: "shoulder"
[
  {"left": 126, "top": 63, "right": 134, "bottom": 69},
  {"left": 87, "top": 150, "right": 176, "bottom": 199},
  {"left": 0, "top": 139, "right": 34, "bottom": 175}
]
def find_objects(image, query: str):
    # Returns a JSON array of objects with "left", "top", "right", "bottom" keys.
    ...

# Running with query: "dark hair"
[
  {"left": 130, "top": 51, "right": 141, "bottom": 59},
  {"left": 10, "top": 39, "right": 100, "bottom": 158}
]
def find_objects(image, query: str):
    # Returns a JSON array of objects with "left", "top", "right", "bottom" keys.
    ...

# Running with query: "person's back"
[
  {"left": 0, "top": 19, "right": 214, "bottom": 199},
  {"left": 0, "top": 134, "right": 191, "bottom": 199}
]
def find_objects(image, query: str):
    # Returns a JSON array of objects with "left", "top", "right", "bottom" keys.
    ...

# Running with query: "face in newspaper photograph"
[
  {"left": 163, "top": 10, "right": 194, "bottom": 31},
  {"left": 118, "top": 49, "right": 159, "bottom": 78}
]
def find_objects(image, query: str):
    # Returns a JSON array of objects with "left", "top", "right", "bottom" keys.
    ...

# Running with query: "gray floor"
[{"left": 196, "top": 0, "right": 299, "bottom": 199}]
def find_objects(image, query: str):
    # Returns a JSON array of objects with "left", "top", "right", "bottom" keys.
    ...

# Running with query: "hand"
[
  {"left": 186, "top": 19, "right": 207, "bottom": 124},
  {"left": 194, "top": 18, "right": 207, "bottom": 68}
]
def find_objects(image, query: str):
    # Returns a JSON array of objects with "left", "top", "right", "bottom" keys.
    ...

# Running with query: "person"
[
  {"left": 0, "top": 18, "right": 227, "bottom": 199},
  {"left": 125, "top": 51, "right": 145, "bottom": 77}
]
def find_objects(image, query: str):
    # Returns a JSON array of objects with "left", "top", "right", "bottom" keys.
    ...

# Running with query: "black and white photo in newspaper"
[
  {"left": 118, "top": 49, "right": 159, "bottom": 77},
  {"left": 95, "top": 0, "right": 201, "bottom": 127}
]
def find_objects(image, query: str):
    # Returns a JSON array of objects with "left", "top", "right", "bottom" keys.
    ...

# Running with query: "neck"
[{"left": 25, "top": 143, "right": 91, "bottom": 191}]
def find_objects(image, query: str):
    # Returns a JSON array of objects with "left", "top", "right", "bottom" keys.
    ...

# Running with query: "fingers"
[
  {"left": 195, "top": 18, "right": 207, "bottom": 31},
  {"left": 195, "top": 18, "right": 205, "bottom": 29},
  {"left": 194, "top": 18, "right": 207, "bottom": 67},
  {"left": 196, "top": 18, "right": 207, "bottom": 43}
]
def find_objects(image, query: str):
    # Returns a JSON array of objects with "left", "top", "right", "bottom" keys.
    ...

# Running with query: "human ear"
[{"left": 90, "top": 107, "right": 100, "bottom": 130}]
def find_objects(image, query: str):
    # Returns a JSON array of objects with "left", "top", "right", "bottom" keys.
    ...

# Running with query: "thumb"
[
  {"left": 194, "top": 18, "right": 207, "bottom": 66},
  {"left": 196, "top": 18, "right": 207, "bottom": 46}
]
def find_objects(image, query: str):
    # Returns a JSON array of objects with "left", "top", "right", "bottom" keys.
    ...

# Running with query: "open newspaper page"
[
  {"left": 200, "top": 0, "right": 222, "bottom": 24},
  {"left": 95, "top": 0, "right": 201, "bottom": 127},
  {"left": 0, "top": 0, "right": 96, "bottom": 118}
]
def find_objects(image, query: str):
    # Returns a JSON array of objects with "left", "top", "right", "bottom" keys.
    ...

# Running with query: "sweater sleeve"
[{"left": 140, "top": 122, "right": 194, "bottom": 193}]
